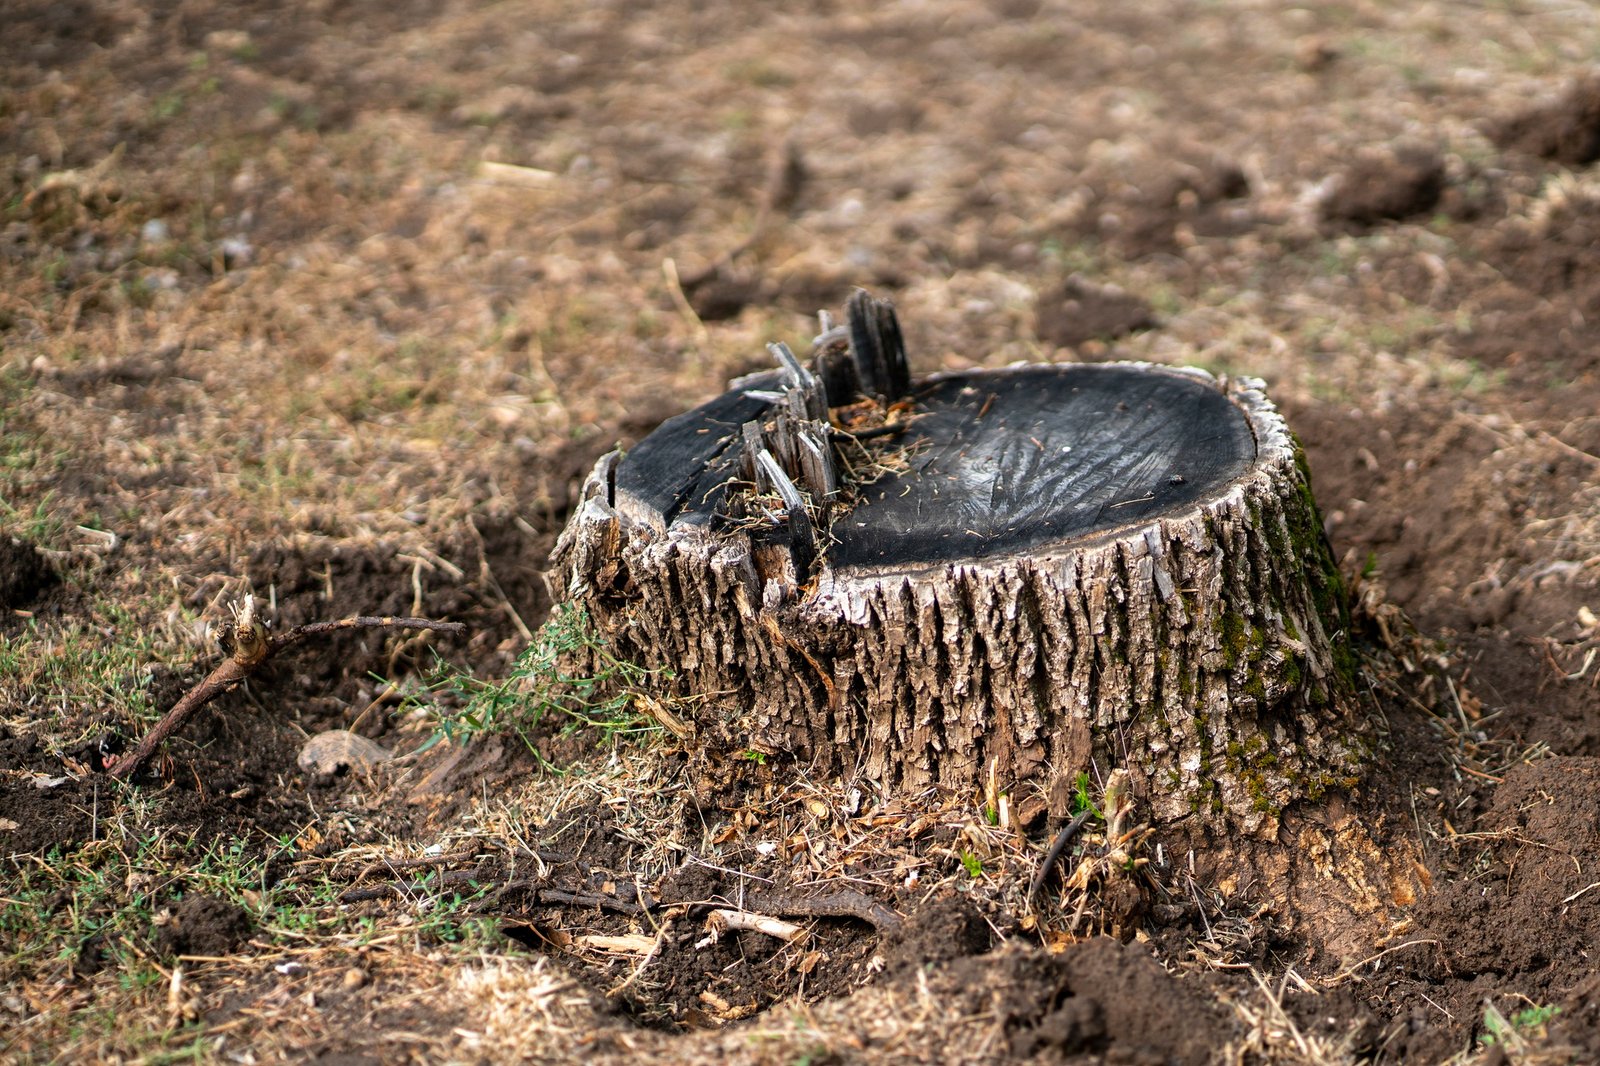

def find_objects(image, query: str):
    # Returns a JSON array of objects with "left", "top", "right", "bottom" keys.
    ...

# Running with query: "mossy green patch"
[{"left": 1289, "top": 441, "right": 1359, "bottom": 690}]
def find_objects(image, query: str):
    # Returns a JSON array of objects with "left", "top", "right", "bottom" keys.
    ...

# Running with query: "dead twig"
[
  {"left": 537, "top": 886, "right": 658, "bottom": 916},
  {"left": 1323, "top": 939, "right": 1441, "bottom": 986},
  {"left": 107, "top": 596, "right": 465, "bottom": 782},
  {"left": 675, "top": 137, "right": 804, "bottom": 290}
]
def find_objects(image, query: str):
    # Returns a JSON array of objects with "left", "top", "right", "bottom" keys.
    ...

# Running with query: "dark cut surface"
[
  {"left": 611, "top": 370, "right": 781, "bottom": 529},
  {"left": 615, "top": 364, "right": 1256, "bottom": 568},
  {"left": 829, "top": 365, "right": 1256, "bottom": 569}
]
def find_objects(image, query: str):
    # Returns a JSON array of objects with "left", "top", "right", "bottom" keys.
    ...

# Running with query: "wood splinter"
[{"left": 106, "top": 595, "right": 465, "bottom": 782}]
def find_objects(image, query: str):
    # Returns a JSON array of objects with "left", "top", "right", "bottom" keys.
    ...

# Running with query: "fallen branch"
[
  {"left": 107, "top": 596, "right": 465, "bottom": 782},
  {"left": 575, "top": 933, "right": 659, "bottom": 955},
  {"left": 536, "top": 886, "right": 657, "bottom": 916}
]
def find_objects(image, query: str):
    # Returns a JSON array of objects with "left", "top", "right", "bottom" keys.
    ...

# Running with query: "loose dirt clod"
[
  {"left": 154, "top": 894, "right": 253, "bottom": 959},
  {"left": 1489, "top": 72, "right": 1600, "bottom": 165},
  {"left": 1320, "top": 147, "right": 1445, "bottom": 227},
  {"left": 1033, "top": 274, "right": 1158, "bottom": 349},
  {"left": 0, "top": 535, "right": 56, "bottom": 609}
]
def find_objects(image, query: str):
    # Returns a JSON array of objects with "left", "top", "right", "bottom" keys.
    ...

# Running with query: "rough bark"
[{"left": 552, "top": 361, "right": 1365, "bottom": 835}]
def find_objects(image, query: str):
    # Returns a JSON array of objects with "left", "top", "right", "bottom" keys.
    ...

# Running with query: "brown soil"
[
  {"left": 7, "top": 2, "right": 1600, "bottom": 1063},
  {"left": 0, "top": 536, "right": 57, "bottom": 610},
  {"left": 1034, "top": 276, "right": 1159, "bottom": 351},
  {"left": 1489, "top": 73, "right": 1600, "bottom": 166},
  {"left": 155, "top": 893, "right": 254, "bottom": 959}
]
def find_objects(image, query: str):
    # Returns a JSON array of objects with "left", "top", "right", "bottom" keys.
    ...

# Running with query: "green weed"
[
  {"left": 0, "top": 826, "right": 338, "bottom": 1060},
  {"left": 3, "top": 832, "right": 271, "bottom": 976},
  {"left": 404, "top": 892, "right": 498, "bottom": 950},
  {"left": 415, "top": 603, "right": 671, "bottom": 753},
  {"left": 151, "top": 91, "right": 185, "bottom": 121},
  {"left": 1072, "top": 771, "right": 1103, "bottom": 819},
  {"left": 1480, "top": 1000, "right": 1560, "bottom": 1048},
  {"left": 0, "top": 493, "right": 73, "bottom": 547}
]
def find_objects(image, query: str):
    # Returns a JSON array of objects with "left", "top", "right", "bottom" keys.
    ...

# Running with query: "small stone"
[
  {"left": 342, "top": 967, "right": 369, "bottom": 990},
  {"left": 1295, "top": 35, "right": 1339, "bottom": 72},
  {"left": 140, "top": 218, "right": 170, "bottom": 244},
  {"left": 218, "top": 237, "right": 253, "bottom": 267},
  {"left": 297, "top": 730, "right": 392, "bottom": 774}
]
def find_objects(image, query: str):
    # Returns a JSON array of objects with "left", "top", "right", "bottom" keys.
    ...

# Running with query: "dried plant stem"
[
  {"left": 107, "top": 601, "right": 464, "bottom": 782},
  {"left": 700, "top": 909, "right": 806, "bottom": 945}
]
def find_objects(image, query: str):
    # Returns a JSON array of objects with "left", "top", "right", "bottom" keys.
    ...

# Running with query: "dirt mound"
[
  {"left": 1415, "top": 757, "right": 1600, "bottom": 986},
  {"left": 156, "top": 893, "right": 254, "bottom": 959},
  {"left": 0, "top": 725, "right": 99, "bottom": 855},
  {"left": 1059, "top": 157, "right": 1256, "bottom": 262},
  {"left": 1413, "top": 172, "right": 1600, "bottom": 388},
  {"left": 1320, "top": 147, "right": 1445, "bottom": 227},
  {"left": 0, "top": 535, "right": 56, "bottom": 610},
  {"left": 1034, "top": 276, "right": 1158, "bottom": 350},
  {"left": 1489, "top": 73, "right": 1600, "bottom": 165},
  {"left": 1290, "top": 395, "right": 1600, "bottom": 757},
  {"left": 940, "top": 939, "right": 1231, "bottom": 1064},
  {"left": 1338, "top": 757, "right": 1600, "bottom": 1058},
  {"left": 881, "top": 891, "right": 995, "bottom": 974}
]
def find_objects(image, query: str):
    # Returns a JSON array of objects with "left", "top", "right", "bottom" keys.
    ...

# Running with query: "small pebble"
[
  {"left": 342, "top": 967, "right": 370, "bottom": 991},
  {"left": 218, "top": 237, "right": 253, "bottom": 266}
]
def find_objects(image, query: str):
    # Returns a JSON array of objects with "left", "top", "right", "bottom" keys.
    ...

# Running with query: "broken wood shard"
[
  {"left": 553, "top": 291, "right": 1365, "bottom": 834},
  {"left": 844, "top": 287, "right": 911, "bottom": 404}
]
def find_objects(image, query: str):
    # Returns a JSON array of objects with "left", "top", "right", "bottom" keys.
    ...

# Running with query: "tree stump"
[{"left": 552, "top": 292, "right": 1366, "bottom": 833}]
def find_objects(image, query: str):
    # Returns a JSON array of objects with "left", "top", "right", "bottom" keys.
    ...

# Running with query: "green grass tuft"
[{"left": 414, "top": 603, "right": 673, "bottom": 754}]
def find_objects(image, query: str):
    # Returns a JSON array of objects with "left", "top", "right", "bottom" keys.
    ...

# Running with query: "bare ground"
[{"left": 5, "top": 1, "right": 1600, "bottom": 1062}]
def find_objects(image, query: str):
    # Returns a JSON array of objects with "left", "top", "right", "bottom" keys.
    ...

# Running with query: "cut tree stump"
[{"left": 552, "top": 291, "right": 1367, "bottom": 833}]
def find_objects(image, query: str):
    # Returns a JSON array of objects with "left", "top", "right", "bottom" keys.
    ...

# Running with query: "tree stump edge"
[{"left": 551, "top": 363, "right": 1366, "bottom": 835}]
